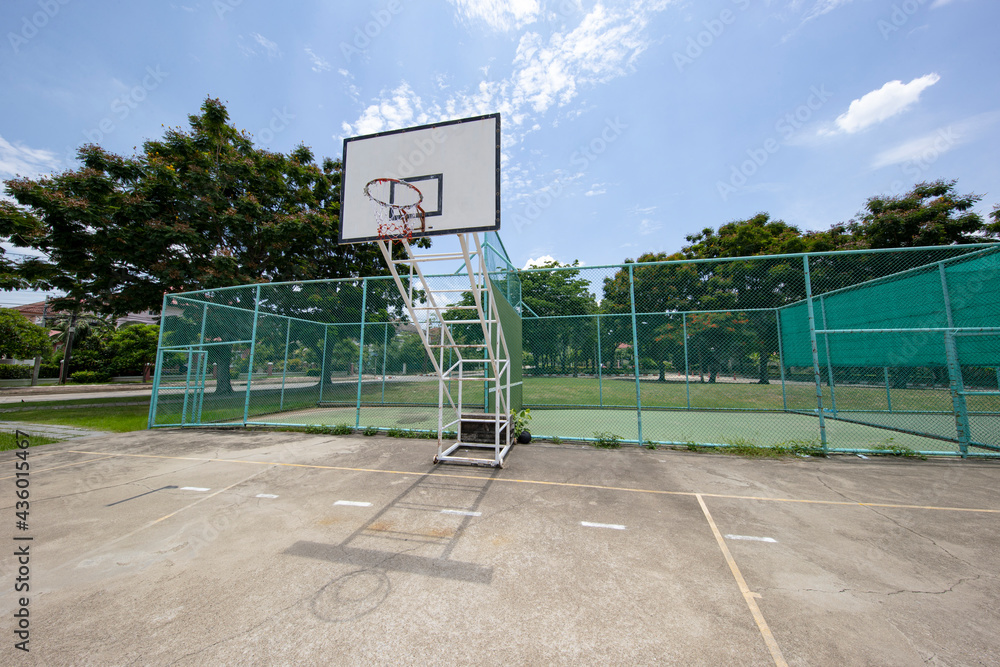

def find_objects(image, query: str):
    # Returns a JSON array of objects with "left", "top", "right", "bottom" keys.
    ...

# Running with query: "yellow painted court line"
[
  {"left": 63, "top": 449, "right": 1000, "bottom": 514},
  {"left": 697, "top": 493, "right": 788, "bottom": 667},
  {"left": 0, "top": 455, "right": 116, "bottom": 481}
]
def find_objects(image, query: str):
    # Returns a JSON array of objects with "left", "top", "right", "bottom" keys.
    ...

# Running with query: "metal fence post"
[
  {"left": 381, "top": 321, "right": 388, "bottom": 405},
  {"left": 820, "top": 296, "right": 837, "bottom": 417},
  {"left": 147, "top": 292, "right": 169, "bottom": 429},
  {"left": 803, "top": 255, "right": 828, "bottom": 452},
  {"left": 242, "top": 284, "right": 262, "bottom": 425},
  {"left": 280, "top": 318, "right": 291, "bottom": 412},
  {"left": 775, "top": 309, "right": 787, "bottom": 411},
  {"left": 596, "top": 314, "right": 603, "bottom": 407},
  {"left": 628, "top": 264, "right": 643, "bottom": 444},
  {"left": 944, "top": 332, "right": 970, "bottom": 457},
  {"left": 939, "top": 263, "right": 955, "bottom": 328},
  {"left": 355, "top": 278, "right": 369, "bottom": 428},
  {"left": 319, "top": 325, "right": 329, "bottom": 404},
  {"left": 683, "top": 315, "right": 691, "bottom": 410}
]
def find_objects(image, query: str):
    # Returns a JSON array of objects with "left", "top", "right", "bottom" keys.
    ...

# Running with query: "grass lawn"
[
  {"left": 0, "top": 430, "right": 61, "bottom": 450},
  {"left": 0, "top": 400, "right": 151, "bottom": 432}
]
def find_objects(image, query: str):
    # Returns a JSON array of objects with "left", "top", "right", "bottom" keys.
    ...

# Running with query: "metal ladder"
[{"left": 377, "top": 233, "right": 513, "bottom": 467}]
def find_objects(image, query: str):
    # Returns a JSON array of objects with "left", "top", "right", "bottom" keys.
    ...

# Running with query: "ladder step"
[
  {"left": 393, "top": 253, "right": 466, "bottom": 262},
  {"left": 413, "top": 305, "right": 478, "bottom": 310},
  {"left": 443, "top": 319, "right": 496, "bottom": 324},
  {"left": 430, "top": 344, "right": 485, "bottom": 348}
]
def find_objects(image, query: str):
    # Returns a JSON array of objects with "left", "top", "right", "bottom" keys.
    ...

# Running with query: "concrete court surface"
[{"left": 1, "top": 430, "right": 999, "bottom": 666}]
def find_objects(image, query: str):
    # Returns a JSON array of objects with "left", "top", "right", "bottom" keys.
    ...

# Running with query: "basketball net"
[{"left": 364, "top": 178, "right": 426, "bottom": 241}]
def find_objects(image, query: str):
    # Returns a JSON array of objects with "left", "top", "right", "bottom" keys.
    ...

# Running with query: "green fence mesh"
[{"left": 150, "top": 241, "right": 1000, "bottom": 457}]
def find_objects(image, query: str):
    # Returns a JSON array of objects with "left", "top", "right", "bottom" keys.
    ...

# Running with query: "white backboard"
[{"left": 338, "top": 114, "right": 500, "bottom": 244}]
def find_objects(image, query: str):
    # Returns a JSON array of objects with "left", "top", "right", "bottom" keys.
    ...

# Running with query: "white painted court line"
[
  {"left": 440, "top": 509, "right": 481, "bottom": 517},
  {"left": 725, "top": 534, "right": 777, "bottom": 543},
  {"left": 581, "top": 521, "right": 626, "bottom": 530},
  {"left": 334, "top": 500, "right": 372, "bottom": 507},
  {"left": 256, "top": 493, "right": 278, "bottom": 499},
  {"left": 180, "top": 487, "right": 210, "bottom": 492}
]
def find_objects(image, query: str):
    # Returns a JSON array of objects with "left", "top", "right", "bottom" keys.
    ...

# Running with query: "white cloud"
[
  {"left": 585, "top": 183, "right": 606, "bottom": 196},
  {"left": 833, "top": 73, "right": 940, "bottom": 134},
  {"left": 342, "top": 2, "right": 668, "bottom": 134},
  {"left": 0, "top": 135, "right": 60, "bottom": 179},
  {"left": 523, "top": 254, "right": 557, "bottom": 269},
  {"left": 448, "top": 0, "right": 541, "bottom": 32},
  {"left": 870, "top": 111, "right": 1000, "bottom": 169},
  {"left": 249, "top": 32, "right": 282, "bottom": 59},
  {"left": 304, "top": 47, "right": 331, "bottom": 73},
  {"left": 638, "top": 219, "right": 661, "bottom": 235}
]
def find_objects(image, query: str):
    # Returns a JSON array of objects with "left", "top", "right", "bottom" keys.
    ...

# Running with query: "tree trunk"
[
  {"left": 208, "top": 345, "right": 234, "bottom": 394},
  {"left": 757, "top": 353, "right": 770, "bottom": 385},
  {"left": 658, "top": 360, "right": 665, "bottom": 382}
]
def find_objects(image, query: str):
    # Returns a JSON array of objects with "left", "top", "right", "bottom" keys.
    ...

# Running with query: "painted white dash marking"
[
  {"left": 180, "top": 487, "right": 210, "bottom": 492},
  {"left": 440, "top": 509, "right": 481, "bottom": 517},
  {"left": 334, "top": 500, "right": 372, "bottom": 507},
  {"left": 725, "top": 534, "right": 777, "bottom": 543},
  {"left": 256, "top": 493, "right": 278, "bottom": 499},
  {"left": 581, "top": 521, "right": 626, "bottom": 530}
]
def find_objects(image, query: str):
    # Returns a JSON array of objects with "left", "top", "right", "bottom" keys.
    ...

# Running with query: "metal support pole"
[
  {"left": 181, "top": 350, "right": 194, "bottom": 426},
  {"left": 319, "top": 326, "right": 329, "bottom": 404},
  {"left": 683, "top": 316, "right": 691, "bottom": 410},
  {"left": 820, "top": 296, "right": 837, "bottom": 416},
  {"left": 242, "top": 285, "right": 262, "bottom": 425},
  {"left": 939, "top": 263, "right": 955, "bottom": 328},
  {"left": 628, "top": 265, "right": 643, "bottom": 444},
  {"left": 596, "top": 314, "right": 603, "bottom": 407},
  {"left": 944, "top": 333, "right": 970, "bottom": 457},
  {"left": 776, "top": 309, "right": 787, "bottom": 411},
  {"left": 884, "top": 367, "right": 892, "bottom": 412},
  {"left": 280, "top": 318, "right": 291, "bottom": 411},
  {"left": 803, "top": 255, "right": 828, "bottom": 452},
  {"left": 355, "top": 279, "right": 369, "bottom": 429},
  {"left": 147, "top": 293, "right": 169, "bottom": 429},
  {"left": 381, "top": 322, "right": 388, "bottom": 405},
  {"left": 196, "top": 352, "right": 207, "bottom": 424}
]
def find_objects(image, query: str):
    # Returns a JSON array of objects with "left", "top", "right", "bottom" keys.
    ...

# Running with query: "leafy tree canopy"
[
  {"left": 0, "top": 309, "right": 52, "bottom": 359},
  {"left": 0, "top": 97, "right": 416, "bottom": 317}
]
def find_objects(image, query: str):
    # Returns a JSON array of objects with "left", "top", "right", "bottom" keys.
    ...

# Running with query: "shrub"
[
  {"left": 306, "top": 369, "right": 320, "bottom": 377},
  {"left": 593, "top": 432, "right": 623, "bottom": 449},
  {"left": 0, "top": 364, "right": 33, "bottom": 380},
  {"left": 70, "top": 370, "right": 111, "bottom": 384}
]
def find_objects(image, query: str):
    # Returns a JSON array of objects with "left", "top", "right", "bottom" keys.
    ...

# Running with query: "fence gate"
[
  {"left": 946, "top": 332, "right": 1000, "bottom": 456},
  {"left": 149, "top": 348, "right": 209, "bottom": 428}
]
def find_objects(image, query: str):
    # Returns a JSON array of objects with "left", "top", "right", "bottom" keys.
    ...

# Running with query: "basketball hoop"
[{"left": 364, "top": 178, "right": 426, "bottom": 241}]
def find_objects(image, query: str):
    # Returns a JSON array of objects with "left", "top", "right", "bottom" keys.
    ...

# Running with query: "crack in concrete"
[{"left": 796, "top": 575, "right": 981, "bottom": 596}]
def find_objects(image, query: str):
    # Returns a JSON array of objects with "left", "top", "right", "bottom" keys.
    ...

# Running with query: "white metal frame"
[{"left": 376, "top": 233, "right": 513, "bottom": 467}]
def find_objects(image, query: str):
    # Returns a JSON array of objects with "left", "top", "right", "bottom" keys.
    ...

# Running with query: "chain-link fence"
[{"left": 149, "top": 240, "right": 1000, "bottom": 457}]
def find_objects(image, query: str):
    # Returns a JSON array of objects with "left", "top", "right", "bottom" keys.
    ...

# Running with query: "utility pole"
[{"left": 59, "top": 310, "right": 77, "bottom": 385}]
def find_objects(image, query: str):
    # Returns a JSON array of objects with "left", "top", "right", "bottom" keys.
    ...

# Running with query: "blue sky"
[{"left": 2, "top": 0, "right": 998, "bottom": 307}]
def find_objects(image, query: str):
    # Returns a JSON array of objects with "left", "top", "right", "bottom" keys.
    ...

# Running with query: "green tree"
[
  {"left": 0, "top": 309, "right": 51, "bottom": 359},
  {"left": 104, "top": 324, "right": 160, "bottom": 376},
  {"left": 844, "top": 180, "right": 1000, "bottom": 249},
  {"left": 1, "top": 98, "right": 423, "bottom": 394},
  {"left": 519, "top": 261, "right": 598, "bottom": 375}
]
